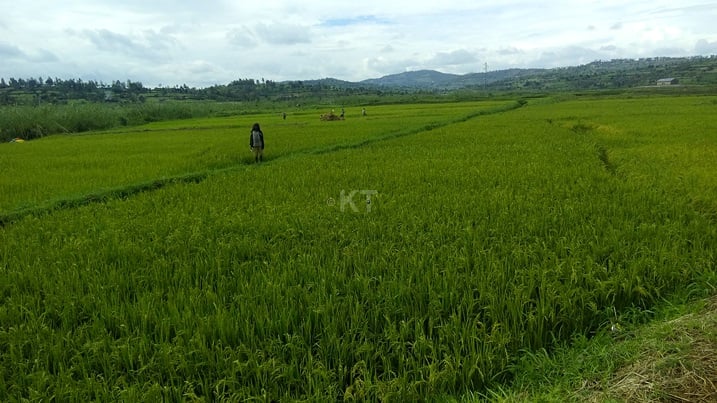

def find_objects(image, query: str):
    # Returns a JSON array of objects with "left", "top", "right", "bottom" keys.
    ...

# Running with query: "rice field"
[{"left": 1, "top": 96, "right": 715, "bottom": 401}]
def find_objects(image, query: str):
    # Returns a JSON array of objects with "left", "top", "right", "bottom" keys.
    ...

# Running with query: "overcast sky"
[{"left": 1, "top": 1, "right": 716, "bottom": 88}]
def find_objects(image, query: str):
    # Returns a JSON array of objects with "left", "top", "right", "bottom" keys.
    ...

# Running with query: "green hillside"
[{"left": 359, "top": 56, "right": 717, "bottom": 90}]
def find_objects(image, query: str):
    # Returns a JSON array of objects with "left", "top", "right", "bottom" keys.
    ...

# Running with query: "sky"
[{"left": 1, "top": 1, "right": 716, "bottom": 88}]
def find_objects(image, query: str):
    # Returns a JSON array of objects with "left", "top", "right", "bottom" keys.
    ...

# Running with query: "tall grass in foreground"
[
  {"left": 0, "top": 97, "right": 715, "bottom": 400},
  {"left": 0, "top": 101, "right": 248, "bottom": 141}
]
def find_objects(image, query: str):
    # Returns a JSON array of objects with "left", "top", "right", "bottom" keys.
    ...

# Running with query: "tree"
[
  {"left": 127, "top": 80, "right": 144, "bottom": 93},
  {"left": 112, "top": 80, "right": 125, "bottom": 92}
]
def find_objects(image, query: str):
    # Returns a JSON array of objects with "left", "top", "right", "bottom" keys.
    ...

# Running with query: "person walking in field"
[{"left": 249, "top": 123, "right": 265, "bottom": 163}]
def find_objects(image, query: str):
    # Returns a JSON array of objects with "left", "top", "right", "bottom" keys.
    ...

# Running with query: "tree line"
[{"left": 0, "top": 76, "right": 390, "bottom": 106}]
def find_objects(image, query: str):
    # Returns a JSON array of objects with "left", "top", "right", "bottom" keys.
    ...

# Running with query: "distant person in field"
[
  {"left": 362, "top": 108, "right": 367, "bottom": 116},
  {"left": 249, "top": 123, "right": 265, "bottom": 163}
]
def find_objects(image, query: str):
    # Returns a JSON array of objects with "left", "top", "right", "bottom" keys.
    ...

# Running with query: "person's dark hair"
[{"left": 252, "top": 123, "right": 261, "bottom": 132}]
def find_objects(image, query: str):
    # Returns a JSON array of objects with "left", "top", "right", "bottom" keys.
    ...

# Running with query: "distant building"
[{"left": 656, "top": 77, "right": 678, "bottom": 86}]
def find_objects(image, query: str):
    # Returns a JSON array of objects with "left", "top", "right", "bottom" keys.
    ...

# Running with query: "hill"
[
  {"left": 342, "top": 56, "right": 717, "bottom": 91},
  {"left": 359, "top": 68, "right": 545, "bottom": 90},
  {"left": 360, "top": 69, "right": 463, "bottom": 89},
  {"left": 2, "top": 56, "right": 716, "bottom": 112}
]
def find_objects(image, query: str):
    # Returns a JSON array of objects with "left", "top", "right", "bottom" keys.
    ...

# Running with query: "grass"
[
  {"left": 0, "top": 101, "right": 514, "bottom": 219},
  {"left": 0, "top": 100, "right": 252, "bottom": 141},
  {"left": 0, "top": 95, "right": 715, "bottom": 400},
  {"left": 485, "top": 294, "right": 717, "bottom": 402}
]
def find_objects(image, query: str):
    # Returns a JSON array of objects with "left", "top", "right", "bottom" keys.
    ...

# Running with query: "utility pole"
[{"left": 484, "top": 62, "right": 488, "bottom": 91}]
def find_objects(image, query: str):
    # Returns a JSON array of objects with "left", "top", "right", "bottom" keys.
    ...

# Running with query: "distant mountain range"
[
  {"left": 359, "top": 68, "right": 545, "bottom": 89},
  {"left": 305, "top": 56, "right": 717, "bottom": 91}
]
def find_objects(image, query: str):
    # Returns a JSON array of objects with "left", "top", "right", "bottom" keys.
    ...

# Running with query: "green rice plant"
[
  {"left": 0, "top": 101, "right": 513, "bottom": 219},
  {"left": 0, "top": 95, "right": 715, "bottom": 400}
]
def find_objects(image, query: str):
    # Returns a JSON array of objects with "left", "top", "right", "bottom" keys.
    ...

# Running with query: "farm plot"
[
  {"left": 0, "top": 101, "right": 513, "bottom": 217},
  {"left": 0, "top": 96, "right": 715, "bottom": 401}
]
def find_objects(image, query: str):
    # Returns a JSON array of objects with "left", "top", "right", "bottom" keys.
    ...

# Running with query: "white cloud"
[
  {"left": 425, "top": 49, "right": 478, "bottom": 71},
  {"left": 0, "top": 0, "right": 715, "bottom": 87},
  {"left": 695, "top": 39, "right": 717, "bottom": 54},
  {"left": 227, "top": 27, "right": 258, "bottom": 48},
  {"left": 253, "top": 23, "right": 312, "bottom": 45},
  {"left": 0, "top": 43, "right": 25, "bottom": 59}
]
